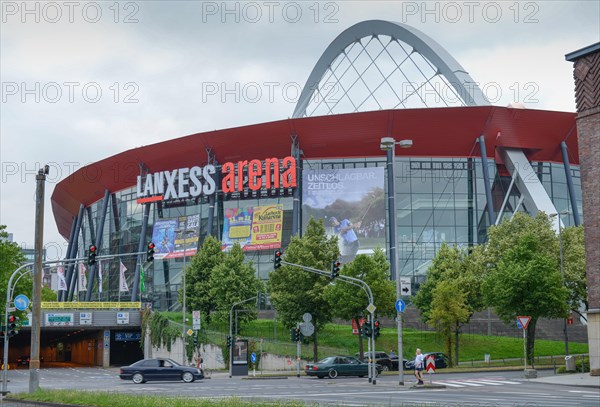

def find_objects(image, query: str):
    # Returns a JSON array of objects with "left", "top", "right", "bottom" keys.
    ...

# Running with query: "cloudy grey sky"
[{"left": 1, "top": 0, "right": 599, "bottom": 258}]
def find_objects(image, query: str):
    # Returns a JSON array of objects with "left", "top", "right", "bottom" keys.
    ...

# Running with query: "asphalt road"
[{"left": 2, "top": 367, "right": 599, "bottom": 406}]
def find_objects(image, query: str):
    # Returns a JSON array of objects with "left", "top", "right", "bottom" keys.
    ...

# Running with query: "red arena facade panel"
[{"left": 52, "top": 106, "right": 578, "bottom": 239}]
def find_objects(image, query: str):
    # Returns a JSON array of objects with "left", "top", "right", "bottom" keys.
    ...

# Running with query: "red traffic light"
[
  {"left": 275, "top": 251, "right": 282, "bottom": 257},
  {"left": 89, "top": 245, "right": 97, "bottom": 253},
  {"left": 148, "top": 242, "right": 155, "bottom": 250},
  {"left": 374, "top": 320, "right": 380, "bottom": 328},
  {"left": 8, "top": 315, "right": 16, "bottom": 323},
  {"left": 333, "top": 260, "right": 341, "bottom": 268}
]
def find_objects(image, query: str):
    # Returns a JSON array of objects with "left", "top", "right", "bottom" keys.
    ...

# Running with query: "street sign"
[
  {"left": 395, "top": 299, "right": 406, "bottom": 313},
  {"left": 300, "top": 321, "right": 314, "bottom": 337},
  {"left": 302, "top": 313, "right": 312, "bottom": 322},
  {"left": 517, "top": 316, "right": 531, "bottom": 330},
  {"left": 366, "top": 303, "right": 376, "bottom": 314},
  {"left": 192, "top": 310, "right": 201, "bottom": 330},
  {"left": 251, "top": 352, "right": 257, "bottom": 363},
  {"left": 187, "top": 329, "right": 194, "bottom": 336},
  {"left": 399, "top": 277, "right": 412, "bottom": 296},
  {"left": 117, "top": 312, "right": 129, "bottom": 325},
  {"left": 517, "top": 320, "right": 522, "bottom": 329},
  {"left": 79, "top": 312, "right": 92, "bottom": 325},
  {"left": 426, "top": 355, "right": 436, "bottom": 373},
  {"left": 14, "top": 294, "right": 30, "bottom": 311}
]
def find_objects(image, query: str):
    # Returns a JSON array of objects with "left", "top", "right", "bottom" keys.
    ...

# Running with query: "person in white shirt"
[{"left": 414, "top": 348, "right": 425, "bottom": 384}]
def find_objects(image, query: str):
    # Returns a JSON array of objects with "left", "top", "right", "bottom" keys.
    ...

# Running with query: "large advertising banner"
[
  {"left": 222, "top": 205, "right": 283, "bottom": 251},
  {"left": 151, "top": 214, "right": 200, "bottom": 259},
  {"left": 302, "top": 167, "right": 386, "bottom": 263}
]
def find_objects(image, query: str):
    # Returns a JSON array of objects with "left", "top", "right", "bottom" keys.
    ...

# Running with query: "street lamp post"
[
  {"left": 551, "top": 210, "right": 570, "bottom": 357},
  {"left": 381, "top": 137, "right": 412, "bottom": 386}
]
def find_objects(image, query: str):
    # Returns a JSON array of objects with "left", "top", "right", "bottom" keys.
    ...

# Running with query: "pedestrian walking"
[{"left": 414, "top": 348, "right": 425, "bottom": 385}]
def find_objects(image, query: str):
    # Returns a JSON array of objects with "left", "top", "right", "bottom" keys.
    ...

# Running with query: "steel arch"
[{"left": 293, "top": 20, "right": 490, "bottom": 118}]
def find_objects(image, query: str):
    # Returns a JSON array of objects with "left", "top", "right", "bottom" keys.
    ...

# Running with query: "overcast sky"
[{"left": 1, "top": 0, "right": 599, "bottom": 258}]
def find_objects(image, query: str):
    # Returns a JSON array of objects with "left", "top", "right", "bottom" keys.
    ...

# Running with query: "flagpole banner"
[
  {"left": 78, "top": 263, "right": 88, "bottom": 292},
  {"left": 222, "top": 204, "right": 283, "bottom": 251},
  {"left": 140, "top": 264, "right": 145, "bottom": 293},
  {"left": 98, "top": 261, "right": 103, "bottom": 293},
  {"left": 119, "top": 261, "right": 129, "bottom": 292},
  {"left": 57, "top": 266, "right": 67, "bottom": 291},
  {"left": 302, "top": 167, "right": 385, "bottom": 263}
]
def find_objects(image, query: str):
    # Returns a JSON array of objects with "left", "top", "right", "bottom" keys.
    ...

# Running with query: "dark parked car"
[
  {"left": 405, "top": 352, "right": 449, "bottom": 369},
  {"left": 355, "top": 351, "right": 400, "bottom": 371},
  {"left": 305, "top": 356, "right": 382, "bottom": 379},
  {"left": 119, "top": 358, "right": 204, "bottom": 384},
  {"left": 17, "top": 356, "right": 30, "bottom": 366}
]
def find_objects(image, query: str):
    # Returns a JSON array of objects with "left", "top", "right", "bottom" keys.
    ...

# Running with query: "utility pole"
[{"left": 30, "top": 165, "right": 48, "bottom": 393}]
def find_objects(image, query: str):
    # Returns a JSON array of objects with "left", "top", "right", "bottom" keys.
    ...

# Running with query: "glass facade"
[{"left": 73, "top": 158, "right": 582, "bottom": 312}]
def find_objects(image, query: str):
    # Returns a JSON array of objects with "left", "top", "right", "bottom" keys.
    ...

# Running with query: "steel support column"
[
  {"left": 291, "top": 136, "right": 301, "bottom": 236},
  {"left": 64, "top": 204, "right": 84, "bottom": 301},
  {"left": 111, "top": 193, "right": 121, "bottom": 233},
  {"left": 86, "top": 206, "right": 96, "bottom": 246},
  {"left": 85, "top": 189, "right": 110, "bottom": 300},
  {"left": 478, "top": 135, "right": 496, "bottom": 226},
  {"left": 560, "top": 142, "right": 581, "bottom": 226},
  {"left": 132, "top": 203, "right": 151, "bottom": 302},
  {"left": 59, "top": 215, "right": 78, "bottom": 301}
]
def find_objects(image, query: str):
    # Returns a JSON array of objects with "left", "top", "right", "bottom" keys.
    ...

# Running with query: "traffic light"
[
  {"left": 146, "top": 242, "right": 155, "bottom": 262},
  {"left": 274, "top": 251, "right": 282, "bottom": 269},
  {"left": 374, "top": 320, "right": 381, "bottom": 338},
  {"left": 362, "top": 323, "right": 372, "bottom": 338},
  {"left": 330, "top": 259, "right": 341, "bottom": 279},
  {"left": 8, "top": 315, "right": 19, "bottom": 337},
  {"left": 226, "top": 335, "right": 232, "bottom": 348},
  {"left": 290, "top": 327, "right": 302, "bottom": 342},
  {"left": 87, "top": 245, "right": 97, "bottom": 266}
]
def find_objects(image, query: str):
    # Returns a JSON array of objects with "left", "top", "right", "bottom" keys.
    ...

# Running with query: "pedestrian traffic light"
[
  {"left": 226, "top": 335, "right": 232, "bottom": 348},
  {"left": 8, "top": 315, "right": 19, "bottom": 337},
  {"left": 290, "top": 328, "right": 297, "bottom": 342},
  {"left": 363, "top": 323, "right": 372, "bottom": 338},
  {"left": 374, "top": 320, "right": 381, "bottom": 338},
  {"left": 274, "top": 251, "right": 282, "bottom": 269},
  {"left": 330, "top": 259, "right": 341, "bottom": 279},
  {"left": 87, "top": 245, "right": 97, "bottom": 266},
  {"left": 146, "top": 242, "right": 155, "bottom": 262}
]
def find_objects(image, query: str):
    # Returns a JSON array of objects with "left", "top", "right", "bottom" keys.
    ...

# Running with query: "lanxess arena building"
[{"left": 52, "top": 21, "right": 582, "bottom": 309}]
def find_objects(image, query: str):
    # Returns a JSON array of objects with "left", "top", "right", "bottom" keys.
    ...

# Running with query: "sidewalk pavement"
[{"left": 529, "top": 372, "right": 600, "bottom": 388}]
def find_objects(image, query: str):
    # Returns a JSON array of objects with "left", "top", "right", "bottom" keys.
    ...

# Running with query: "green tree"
[
  {"left": 413, "top": 243, "right": 485, "bottom": 365},
  {"left": 325, "top": 249, "right": 394, "bottom": 359},
  {"left": 560, "top": 225, "right": 587, "bottom": 316},
  {"left": 427, "top": 279, "right": 470, "bottom": 367},
  {"left": 268, "top": 218, "right": 339, "bottom": 361},
  {"left": 483, "top": 213, "right": 568, "bottom": 366},
  {"left": 184, "top": 236, "right": 225, "bottom": 324},
  {"left": 208, "top": 243, "right": 263, "bottom": 329},
  {"left": 0, "top": 225, "right": 26, "bottom": 304}
]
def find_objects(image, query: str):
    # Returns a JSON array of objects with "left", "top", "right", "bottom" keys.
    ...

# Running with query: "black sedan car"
[
  {"left": 404, "top": 352, "right": 449, "bottom": 369},
  {"left": 305, "top": 356, "right": 382, "bottom": 379},
  {"left": 119, "top": 358, "right": 204, "bottom": 384}
]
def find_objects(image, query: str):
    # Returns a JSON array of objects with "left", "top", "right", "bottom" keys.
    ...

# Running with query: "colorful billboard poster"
[
  {"left": 302, "top": 167, "right": 385, "bottom": 263},
  {"left": 222, "top": 204, "right": 283, "bottom": 251},
  {"left": 151, "top": 214, "right": 200, "bottom": 259},
  {"left": 151, "top": 218, "right": 177, "bottom": 259}
]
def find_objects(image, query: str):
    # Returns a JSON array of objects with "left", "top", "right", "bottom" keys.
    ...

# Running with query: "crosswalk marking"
[
  {"left": 436, "top": 378, "right": 523, "bottom": 388},
  {"left": 444, "top": 380, "right": 485, "bottom": 386}
]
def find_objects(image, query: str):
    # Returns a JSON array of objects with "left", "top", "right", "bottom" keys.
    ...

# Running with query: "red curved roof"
[{"left": 52, "top": 106, "right": 578, "bottom": 239}]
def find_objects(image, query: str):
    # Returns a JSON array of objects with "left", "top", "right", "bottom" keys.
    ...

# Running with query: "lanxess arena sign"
[{"left": 136, "top": 156, "right": 297, "bottom": 204}]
